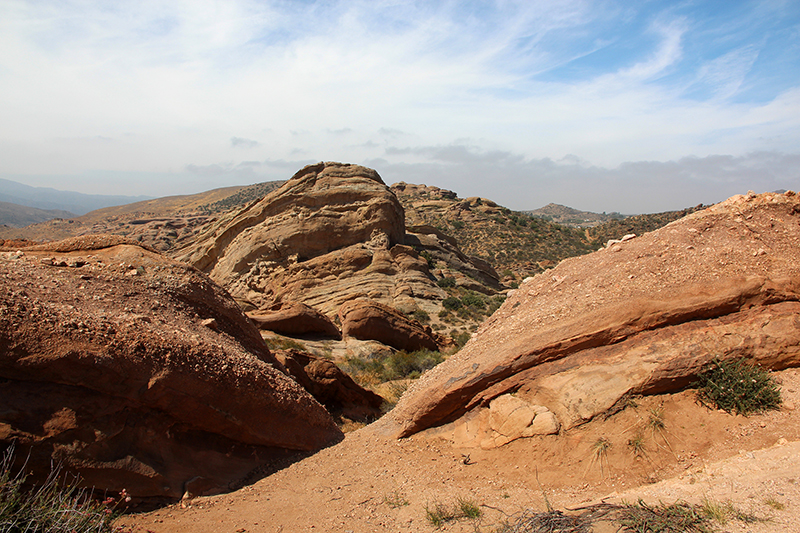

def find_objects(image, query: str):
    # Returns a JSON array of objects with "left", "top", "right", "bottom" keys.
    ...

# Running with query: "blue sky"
[{"left": 0, "top": 0, "right": 798, "bottom": 213}]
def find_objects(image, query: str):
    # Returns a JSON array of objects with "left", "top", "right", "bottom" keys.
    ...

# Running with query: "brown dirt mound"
[{"left": 0, "top": 236, "right": 341, "bottom": 500}]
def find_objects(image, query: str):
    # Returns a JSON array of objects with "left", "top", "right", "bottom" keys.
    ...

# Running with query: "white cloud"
[{"left": 0, "top": 0, "right": 796, "bottom": 209}]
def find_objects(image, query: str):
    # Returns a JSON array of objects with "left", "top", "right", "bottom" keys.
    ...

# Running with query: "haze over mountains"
[{"left": 0, "top": 178, "right": 151, "bottom": 217}]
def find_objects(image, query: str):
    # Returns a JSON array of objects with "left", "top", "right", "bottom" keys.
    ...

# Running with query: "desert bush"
[
  {"left": 436, "top": 276, "right": 456, "bottom": 288},
  {"left": 411, "top": 309, "right": 430, "bottom": 324},
  {"left": 460, "top": 292, "right": 485, "bottom": 309},
  {"left": 425, "top": 497, "right": 482, "bottom": 528},
  {"left": 263, "top": 336, "right": 308, "bottom": 352},
  {"left": 452, "top": 330, "right": 471, "bottom": 347},
  {"left": 695, "top": 358, "right": 781, "bottom": 415},
  {"left": 486, "top": 295, "right": 506, "bottom": 315},
  {"left": 442, "top": 296, "right": 462, "bottom": 310},
  {"left": 419, "top": 250, "right": 435, "bottom": 269},
  {"left": 343, "top": 349, "right": 444, "bottom": 384},
  {"left": 0, "top": 446, "right": 126, "bottom": 533}
]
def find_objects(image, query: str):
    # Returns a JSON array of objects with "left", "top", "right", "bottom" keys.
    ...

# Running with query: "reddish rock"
[
  {"left": 0, "top": 236, "right": 342, "bottom": 500},
  {"left": 381, "top": 192, "right": 800, "bottom": 439},
  {"left": 339, "top": 299, "right": 441, "bottom": 352},
  {"left": 274, "top": 349, "right": 384, "bottom": 421},
  {"left": 247, "top": 302, "right": 340, "bottom": 339}
]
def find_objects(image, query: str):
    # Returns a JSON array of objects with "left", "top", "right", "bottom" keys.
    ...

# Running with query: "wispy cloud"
[
  {"left": 231, "top": 137, "right": 260, "bottom": 148},
  {"left": 0, "top": 0, "right": 797, "bottom": 210}
]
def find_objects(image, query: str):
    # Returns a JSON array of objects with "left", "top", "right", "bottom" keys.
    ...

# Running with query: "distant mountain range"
[
  {"left": 524, "top": 203, "right": 626, "bottom": 227},
  {"left": 0, "top": 178, "right": 152, "bottom": 217},
  {"left": 0, "top": 202, "right": 76, "bottom": 228}
]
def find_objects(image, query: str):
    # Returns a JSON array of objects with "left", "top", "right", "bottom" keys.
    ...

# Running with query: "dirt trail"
[{"left": 118, "top": 368, "right": 800, "bottom": 532}]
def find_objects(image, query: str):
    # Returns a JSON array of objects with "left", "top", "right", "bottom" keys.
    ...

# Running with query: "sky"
[{"left": 0, "top": 0, "right": 798, "bottom": 214}]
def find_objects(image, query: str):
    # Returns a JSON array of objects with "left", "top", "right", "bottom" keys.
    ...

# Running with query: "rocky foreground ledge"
[
  {"left": 381, "top": 191, "right": 800, "bottom": 446},
  {"left": 0, "top": 235, "right": 341, "bottom": 500}
]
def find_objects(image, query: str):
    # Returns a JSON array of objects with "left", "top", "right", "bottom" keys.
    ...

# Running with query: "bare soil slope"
[{"left": 117, "top": 368, "right": 800, "bottom": 532}]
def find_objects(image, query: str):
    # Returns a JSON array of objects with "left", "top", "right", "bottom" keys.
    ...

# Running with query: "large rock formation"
[
  {"left": 382, "top": 192, "right": 800, "bottom": 444},
  {"left": 176, "top": 162, "right": 437, "bottom": 315},
  {"left": 0, "top": 235, "right": 342, "bottom": 499}
]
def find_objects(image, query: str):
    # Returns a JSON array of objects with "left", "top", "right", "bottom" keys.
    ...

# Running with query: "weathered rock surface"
[
  {"left": 175, "top": 163, "right": 500, "bottom": 328},
  {"left": 0, "top": 235, "right": 342, "bottom": 499},
  {"left": 339, "top": 299, "right": 442, "bottom": 353},
  {"left": 175, "top": 162, "right": 418, "bottom": 313},
  {"left": 247, "top": 301, "right": 340, "bottom": 339},
  {"left": 382, "top": 191, "right": 800, "bottom": 440},
  {"left": 274, "top": 349, "right": 384, "bottom": 421}
]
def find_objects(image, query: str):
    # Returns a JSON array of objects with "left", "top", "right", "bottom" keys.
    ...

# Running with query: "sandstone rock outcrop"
[
  {"left": 382, "top": 192, "right": 800, "bottom": 441},
  {"left": 176, "top": 163, "right": 427, "bottom": 314},
  {"left": 274, "top": 349, "right": 384, "bottom": 421},
  {"left": 247, "top": 301, "right": 340, "bottom": 339},
  {"left": 0, "top": 235, "right": 342, "bottom": 499},
  {"left": 339, "top": 299, "right": 442, "bottom": 353}
]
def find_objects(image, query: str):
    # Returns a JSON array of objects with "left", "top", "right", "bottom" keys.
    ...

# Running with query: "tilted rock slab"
[
  {"left": 0, "top": 235, "right": 342, "bottom": 499},
  {"left": 381, "top": 192, "right": 800, "bottom": 440},
  {"left": 247, "top": 301, "right": 341, "bottom": 339},
  {"left": 339, "top": 299, "right": 443, "bottom": 353}
]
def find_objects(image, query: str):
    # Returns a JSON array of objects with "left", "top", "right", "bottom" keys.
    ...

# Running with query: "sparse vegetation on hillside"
[
  {"left": 584, "top": 205, "right": 706, "bottom": 247},
  {"left": 342, "top": 349, "right": 444, "bottom": 386},
  {"left": 198, "top": 180, "right": 285, "bottom": 213},
  {"left": 394, "top": 184, "right": 704, "bottom": 279}
]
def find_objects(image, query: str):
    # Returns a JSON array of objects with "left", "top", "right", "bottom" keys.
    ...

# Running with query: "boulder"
[
  {"left": 247, "top": 301, "right": 341, "bottom": 339},
  {"left": 382, "top": 192, "right": 800, "bottom": 439},
  {"left": 0, "top": 235, "right": 342, "bottom": 500},
  {"left": 274, "top": 349, "right": 384, "bottom": 421},
  {"left": 339, "top": 299, "right": 441, "bottom": 353}
]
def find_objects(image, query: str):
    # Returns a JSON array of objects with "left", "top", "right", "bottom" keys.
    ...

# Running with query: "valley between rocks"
[
  {"left": 3, "top": 165, "right": 800, "bottom": 532},
  {"left": 118, "top": 368, "right": 800, "bottom": 532}
]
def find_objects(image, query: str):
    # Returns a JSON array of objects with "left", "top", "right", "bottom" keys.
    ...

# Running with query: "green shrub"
[
  {"left": 450, "top": 220, "right": 464, "bottom": 230},
  {"left": 419, "top": 250, "right": 435, "bottom": 269},
  {"left": 343, "top": 349, "right": 444, "bottom": 383},
  {"left": 264, "top": 336, "right": 307, "bottom": 352},
  {"left": 425, "top": 498, "right": 482, "bottom": 528},
  {"left": 411, "top": 309, "right": 430, "bottom": 324},
  {"left": 442, "top": 296, "right": 462, "bottom": 310},
  {"left": 452, "top": 330, "right": 471, "bottom": 347},
  {"left": 460, "top": 292, "right": 485, "bottom": 309},
  {"left": 695, "top": 358, "right": 781, "bottom": 415},
  {"left": 436, "top": 276, "right": 456, "bottom": 288},
  {"left": 0, "top": 447, "right": 125, "bottom": 533}
]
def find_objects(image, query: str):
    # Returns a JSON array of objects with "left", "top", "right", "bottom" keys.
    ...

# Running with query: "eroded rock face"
[
  {"left": 0, "top": 235, "right": 342, "bottom": 500},
  {"left": 274, "top": 349, "right": 384, "bottom": 421},
  {"left": 247, "top": 301, "right": 340, "bottom": 339},
  {"left": 339, "top": 299, "right": 441, "bottom": 353},
  {"left": 382, "top": 192, "right": 800, "bottom": 440},
  {"left": 175, "top": 162, "right": 429, "bottom": 314}
]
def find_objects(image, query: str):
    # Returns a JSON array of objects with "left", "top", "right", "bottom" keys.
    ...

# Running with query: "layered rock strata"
[
  {"left": 382, "top": 192, "right": 800, "bottom": 443},
  {"left": 0, "top": 235, "right": 342, "bottom": 499}
]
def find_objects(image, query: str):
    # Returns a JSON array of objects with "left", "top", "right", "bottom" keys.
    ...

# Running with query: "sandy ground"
[{"left": 116, "top": 368, "right": 800, "bottom": 533}]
